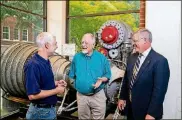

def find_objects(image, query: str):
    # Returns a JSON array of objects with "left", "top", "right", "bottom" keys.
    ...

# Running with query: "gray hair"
[
  {"left": 36, "top": 32, "right": 55, "bottom": 47},
  {"left": 138, "top": 28, "right": 152, "bottom": 43},
  {"left": 82, "top": 33, "right": 96, "bottom": 45}
]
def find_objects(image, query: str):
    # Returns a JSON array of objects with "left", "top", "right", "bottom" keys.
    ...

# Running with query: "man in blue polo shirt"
[
  {"left": 69, "top": 33, "right": 111, "bottom": 119},
  {"left": 24, "top": 32, "right": 67, "bottom": 119}
]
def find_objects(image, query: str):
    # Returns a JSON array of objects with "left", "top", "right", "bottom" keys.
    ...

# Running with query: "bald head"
[{"left": 36, "top": 32, "right": 55, "bottom": 48}]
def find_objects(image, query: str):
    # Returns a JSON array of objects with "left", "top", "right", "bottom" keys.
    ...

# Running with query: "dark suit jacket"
[{"left": 120, "top": 48, "right": 170, "bottom": 120}]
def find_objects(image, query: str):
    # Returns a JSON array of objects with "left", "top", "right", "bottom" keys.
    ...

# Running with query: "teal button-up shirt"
[{"left": 69, "top": 50, "right": 111, "bottom": 95}]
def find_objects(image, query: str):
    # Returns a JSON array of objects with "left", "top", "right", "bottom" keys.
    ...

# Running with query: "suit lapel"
[{"left": 133, "top": 49, "right": 154, "bottom": 86}]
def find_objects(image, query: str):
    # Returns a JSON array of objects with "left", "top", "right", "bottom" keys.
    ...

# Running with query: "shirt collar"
[
  {"left": 34, "top": 52, "right": 50, "bottom": 64},
  {"left": 142, "top": 47, "right": 151, "bottom": 57},
  {"left": 82, "top": 50, "right": 95, "bottom": 58}
]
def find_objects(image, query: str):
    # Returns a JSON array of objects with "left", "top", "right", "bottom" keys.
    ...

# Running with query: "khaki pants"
[{"left": 77, "top": 89, "right": 107, "bottom": 119}]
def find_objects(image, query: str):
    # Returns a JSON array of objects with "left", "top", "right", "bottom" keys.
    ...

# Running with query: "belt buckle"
[{"left": 37, "top": 104, "right": 46, "bottom": 108}]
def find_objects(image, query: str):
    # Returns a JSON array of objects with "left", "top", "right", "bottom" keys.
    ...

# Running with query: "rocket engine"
[
  {"left": 96, "top": 20, "right": 133, "bottom": 118},
  {"left": 97, "top": 20, "right": 133, "bottom": 103}
]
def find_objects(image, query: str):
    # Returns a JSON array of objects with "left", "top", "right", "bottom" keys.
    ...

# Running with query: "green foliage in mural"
[{"left": 68, "top": 1, "right": 140, "bottom": 52}]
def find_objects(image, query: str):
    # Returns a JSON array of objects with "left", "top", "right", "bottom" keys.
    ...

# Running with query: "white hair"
[
  {"left": 132, "top": 28, "right": 152, "bottom": 43},
  {"left": 82, "top": 33, "right": 96, "bottom": 45},
  {"left": 139, "top": 29, "right": 152, "bottom": 43},
  {"left": 36, "top": 32, "right": 55, "bottom": 47}
]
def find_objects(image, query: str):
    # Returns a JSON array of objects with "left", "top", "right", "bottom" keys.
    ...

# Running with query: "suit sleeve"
[
  {"left": 147, "top": 58, "right": 170, "bottom": 118},
  {"left": 119, "top": 56, "right": 131, "bottom": 100},
  {"left": 119, "top": 68, "right": 129, "bottom": 100}
]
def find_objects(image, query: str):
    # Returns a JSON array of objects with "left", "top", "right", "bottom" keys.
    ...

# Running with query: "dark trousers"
[
  {"left": 126, "top": 102, "right": 161, "bottom": 120},
  {"left": 127, "top": 102, "right": 134, "bottom": 120}
]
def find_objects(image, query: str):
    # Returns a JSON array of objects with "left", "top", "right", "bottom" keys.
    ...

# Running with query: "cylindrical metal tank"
[{"left": 1, "top": 43, "right": 71, "bottom": 98}]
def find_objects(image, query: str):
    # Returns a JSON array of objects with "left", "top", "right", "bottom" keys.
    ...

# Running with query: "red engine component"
[
  {"left": 98, "top": 47, "right": 108, "bottom": 56},
  {"left": 101, "top": 26, "right": 119, "bottom": 44}
]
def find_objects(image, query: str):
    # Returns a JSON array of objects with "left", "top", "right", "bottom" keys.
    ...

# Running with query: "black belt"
[
  {"left": 84, "top": 88, "right": 103, "bottom": 96},
  {"left": 84, "top": 93, "right": 94, "bottom": 96},
  {"left": 32, "top": 103, "right": 55, "bottom": 108}
]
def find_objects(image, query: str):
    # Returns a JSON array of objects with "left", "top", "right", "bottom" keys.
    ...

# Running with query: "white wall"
[
  {"left": 47, "top": 1, "right": 66, "bottom": 54},
  {"left": 146, "top": 1, "right": 181, "bottom": 119}
]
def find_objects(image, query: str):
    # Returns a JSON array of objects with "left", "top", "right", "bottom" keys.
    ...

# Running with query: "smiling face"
[
  {"left": 36, "top": 32, "right": 58, "bottom": 56},
  {"left": 132, "top": 31, "right": 151, "bottom": 53},
  {"left": 81, "top": 34, "right": 95, "bottom": 54},
  {"left": 132, "top": 33, "right": 145, "bottom": 53}
]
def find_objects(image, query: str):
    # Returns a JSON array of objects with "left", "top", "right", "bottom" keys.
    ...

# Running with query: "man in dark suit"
[{"left": 117, "top": 28, "right": 170, "bottom": 120}]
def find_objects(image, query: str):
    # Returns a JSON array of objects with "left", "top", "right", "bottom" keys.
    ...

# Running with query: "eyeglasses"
[{"left": 132, "top": 37, "right": 146, "bottom": 43}]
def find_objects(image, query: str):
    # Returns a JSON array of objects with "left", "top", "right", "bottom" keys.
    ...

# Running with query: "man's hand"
[
  {"left": 145, "top": 114, "right": 155, "bottom": 119},
  {"left": 92, "top": 77, "right": 107, "bottom": 89},
  {"left": 92, "top": 79, "right": 102, "bottom": 89},
  {"left": 55, "top": 80, "right": 67, "bottom": 87},
  {"left": 117, "top": 100, "right": 126, "bottom": 111},
  {"left": 55, "top": 81, "right": 59, "bottom": 86},
  {"left": 56, "top": 85, "right": 65, "bottom": 94}
]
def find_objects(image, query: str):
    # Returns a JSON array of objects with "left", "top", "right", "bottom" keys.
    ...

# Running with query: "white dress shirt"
[{"left": 138, "top": 47, "right": 151, "bottom": 69}]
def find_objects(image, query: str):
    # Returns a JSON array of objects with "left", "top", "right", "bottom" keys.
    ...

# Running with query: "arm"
[
  {"left": 119, "top": 54, "right": 132, "bottom": 101},
  {"left": 25, "top": 63, "right": 65, "bottom": 101},
  {"left": 93, "top": 57, "right": 111, "bottom": 89},
  {"left": 117, "top": 63, "right": 129, "bottom": 110},
  {"left": 68, "top": 56, "right": 76, "bottom": 79},
  {"left": 119, "top": 69, "right": 128, "bottom": 100},
  {"left": 119, "top": 54, "right": 134, "bottom": 100},
  {"left": 147, "top": 58, "right": 170, "bottom": 118},
  {"left": 28, "top": 87, "right": 64, "bottom": 100},
  {"left": 102, "top": 57, "right": 111, "bottom": 81}
]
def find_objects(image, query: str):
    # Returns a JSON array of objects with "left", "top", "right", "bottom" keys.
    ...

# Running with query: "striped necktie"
[{"left": 130, "top": 53, "right": 143, "bottom": 90}]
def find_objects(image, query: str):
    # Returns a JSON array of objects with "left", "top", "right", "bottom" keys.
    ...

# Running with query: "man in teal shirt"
[{"left": 69, "top": 33, "right": 111, "bottom": 119}]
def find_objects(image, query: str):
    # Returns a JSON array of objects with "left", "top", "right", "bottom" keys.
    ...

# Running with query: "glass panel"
[
  {"left": 1, "top": 1, "right": 43, "bottom": 15},
  {"left": 14, "top": 29, "right": 18, "bottom": 40},
  {"left": 3, "top": 33, "right": 9, "bottom": 39},
  {"left": 68, "top": 13, "right": 139, "bottom": 51},
  {"left": 14, "top": 28, "right": 19, "bottom": 40},
  {"left": 2, "top": 27, "right": 9, "bottom": 39},
  {"left": 69, "top": 1, "right": 140, "bottom": 16},
  {"left": 1, "top": 6, "right": 44, "bottom": 42},
  {"left": 3, "top": 27, "right": 9, "bottom": 32},
  {"left": 22, "top": 29, "right": 28, "bottom": 41}
]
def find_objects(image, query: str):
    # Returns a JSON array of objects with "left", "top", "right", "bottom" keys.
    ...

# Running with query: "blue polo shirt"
[
  {"left": 69, "top": 50, "right": 111, "bottom": 95},
  {"left": 24, "top": 52, "right": 57, "bottom": 105}
]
